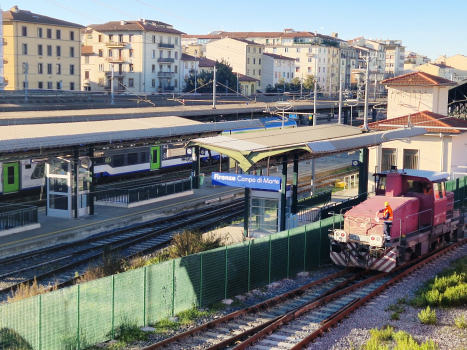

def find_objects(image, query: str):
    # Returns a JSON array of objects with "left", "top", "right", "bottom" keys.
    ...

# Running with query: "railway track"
[
  {"left": 141, "top": 238, "right": 467, "bottom": 350},
  {"left": 0, "top": 200, "right": 244, "bottom": 301}
]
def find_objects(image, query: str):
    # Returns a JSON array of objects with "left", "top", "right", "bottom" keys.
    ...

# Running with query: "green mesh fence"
[
  {"left": 0, "top": 215, "right": 343, "bottom": 350},
  {"left": 446, "top": 176, "right": 467, "bottom": 209}
]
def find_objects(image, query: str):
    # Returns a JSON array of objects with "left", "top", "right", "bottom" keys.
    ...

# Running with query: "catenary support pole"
[
  {"left": 110, "top": 64, "right": 115, "bottom": 106},
  {"left": 88, "top": 146, "right": 95, "bottom": 215},
  {"left": 244, "top": 188, "right": 250, "bottom": 237},
  {"left": 292, "top": 151, "right": 298, "bottom": 214},
  {"left": 213, "top": 67, "right": 217, "bottom": 109},
  {"left": 280, "top": 154, "right": 288, "bottom": 231},
  {"left": 362, "top": 54, "right": 370, "bottom": 131},
  {"left": 73, "top": 147, "right": 79, "bottom": 219},
  {"left": 338, "top": 78, "right": 342, "bottom": 124},
  {"left": 313, "top": 80, "right": 317, "bottom": 126}
]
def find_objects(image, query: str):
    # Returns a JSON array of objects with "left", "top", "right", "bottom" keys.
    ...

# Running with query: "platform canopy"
[{"left": 187, "top": 124, "right": 427, "bottom": 171}]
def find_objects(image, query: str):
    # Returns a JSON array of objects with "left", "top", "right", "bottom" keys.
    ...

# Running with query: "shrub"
[
  {"left": 454, "top": 314, "right": 467, "bottom": 329},
  {"left": 78, "top": 250, "right": 125, "bottom": 283},
  {"left": 418, "top": 306, "right": 437, "bottom": 325},
  {"left": 7, "top": 277, "right": 57, "bottom": 302},
  {"left": 168, "top": 231, "right": 224, "bottom": 259},
  {"left": 362, "top": 326, "right": 438, "bottom": 350}
]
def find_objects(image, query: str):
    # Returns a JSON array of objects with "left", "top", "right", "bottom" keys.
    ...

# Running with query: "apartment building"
[
  {"left": 0, "top": 5, "right": 4, "bottom": 89},
  {"left": 404, "top": 51, "right": 431, "bottom": 73},
  {"left": 378, "top": 40, "right": 405, "bottom": 77},
  {"left": 262, "top": 53, "right": 295, "bottom": 88},
  {"left": 2, "top": 6, "right": 83, "bottom": 91},
  {"left": 204, "top": 37, "right": 264, "bottom": 90},
  {"left": 81, "top": 19, "right": 184, "bottom": 93},
  {"left": 416, "top": 62, "right": 454, "bottom": 80},
  {"left": 434, "top": 54, "right": 467, "bottom": 82},
  {"left": 350, "top": 45, "right": 386, "bottom": 94},
  {"left": 180, "top": 54, "right": 216, "bottom": 90}
]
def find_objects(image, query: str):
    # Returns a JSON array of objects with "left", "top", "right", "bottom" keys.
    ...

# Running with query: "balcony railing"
[
  {"left": 105, "top": 71, "right": 125, "bottom": 77},
  {"left": 157, "top": 86, "right": 175, "bottom": 92},
  {"left": 106, "top": 41, "right": 126, "bottom": 47},
  {"left": 157, "top": 58, "right": 175, "bottom": 63},
  {"left": 158, "top": 43, "right": 175, "bottom": 49},
  {"left": 105, "top": 56, "right": 126, "bottom": 63},
  {"left": 157, "top": 72, "right": 175, "bottom": 77}
]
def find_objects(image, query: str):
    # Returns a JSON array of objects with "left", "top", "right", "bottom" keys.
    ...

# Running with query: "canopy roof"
[{"left": 187, "top": 125, "right": 427, "bottom": 171}]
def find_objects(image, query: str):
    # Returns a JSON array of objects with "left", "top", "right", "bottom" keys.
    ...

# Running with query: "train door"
[
  {"left": 3, "top": 162, "right": 20, "bottom": 193},
  {"left": 150, "top": 146, "right": 161, "bottom": 170}
]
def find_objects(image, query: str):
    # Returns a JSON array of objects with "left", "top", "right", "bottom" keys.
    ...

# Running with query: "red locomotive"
[{"left": 330, "top": 167, "right": 466, "bottom": 272}]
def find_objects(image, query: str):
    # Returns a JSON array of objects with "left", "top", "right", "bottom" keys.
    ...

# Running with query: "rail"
[
  {"left": 0, "top": 203, "right": 38, "bottom": 231},
  {"left": 95, "top": 177, "right": 192, "bottom": 204}
]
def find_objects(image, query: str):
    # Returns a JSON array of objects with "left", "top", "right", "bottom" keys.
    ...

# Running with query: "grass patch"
[
  {"left": 362, "top": 326, "right": 438, "bottom": 350},
  {"left": 7, "top": 277, "right": 57, "bottom": 302},
  {"left": 418, "top": 306, "right": 437, "bottom": 325},
  {"left": 105, "top": 322, "right": 149, "bottom": 349},
  {"left": 411, "top": 256, "right": 467, "bottom": 307},
  {"left": 455, "top": 314, "right": 467, "bottom": 329}
]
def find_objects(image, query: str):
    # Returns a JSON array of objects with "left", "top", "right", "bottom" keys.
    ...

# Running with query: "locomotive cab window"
[{"left": 376, "top": 175, "right": 386, "bottom": 191}]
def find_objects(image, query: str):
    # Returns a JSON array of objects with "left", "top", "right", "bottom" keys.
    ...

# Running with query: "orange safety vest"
[{"left": 383, "top": 206, "right": 393, "bottom": 221}]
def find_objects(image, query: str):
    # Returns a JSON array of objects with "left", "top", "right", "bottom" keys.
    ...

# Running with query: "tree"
[
  {"left": 303, "top": 75, "right": 316, "bottom": 91},
  {"left": 183, "top": 60, "right": 238, "bottom": 93},
  {"left": 290, "top": 77, "right": 301, "bottom": 91}
]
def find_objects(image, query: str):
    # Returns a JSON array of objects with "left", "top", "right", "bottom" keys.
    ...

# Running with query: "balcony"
[
  {"left": 106, "top": 41, "right": 126, "bottom": 47},
  {"left": 157, "top": 86, "right": 175, "bottom": 92},
  {"left": 157, "top": 72, "right": 175, "bottom": 77},
  {"left": 158, "top": 43, "right": 174, "bottom": 49},
  {"left": 105, "top": 71, "right": 125, "bottom": 77},
  {"left": 105, "top": 56, "right": 126, "bottom": 63},
  {"left": 157, "top": 58, "right": 175, "bottom": 63}
]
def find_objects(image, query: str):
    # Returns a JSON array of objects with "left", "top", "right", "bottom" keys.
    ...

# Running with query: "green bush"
[
  {"left": 418, "top": 306, "right": 437, "bottom": 325},
  {"left": 362, "top": 326, "right": 438, "bottom": 350},
  {"left": 454, "top": 314, "right": 467, "bottom": 329}
]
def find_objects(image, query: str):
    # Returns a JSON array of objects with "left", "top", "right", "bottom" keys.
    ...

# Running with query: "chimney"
[
  {"left": 331, "top": 32, "right": 338, "bottom": 38},
  {"left": 120, "top": 20, "right": 126, "bottom": 25},
  {"left": 10, "top": 5, "right": 19, "bottom": 13}
]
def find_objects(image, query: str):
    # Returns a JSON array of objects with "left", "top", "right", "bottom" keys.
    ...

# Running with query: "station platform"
[{"left": 0, "top": 160, "right": 359, "bottom": 259}]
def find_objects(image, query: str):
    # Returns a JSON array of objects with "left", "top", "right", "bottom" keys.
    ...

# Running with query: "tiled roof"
[
  {"left": 263, "top": 53, "right": 296, "bottom": 60},
  {"left": 89, "top": 20, "right": 184, "bottom": 35},
  {"left": 229, "top": 38, "right": 263, "bottom": 46},
  {"left": 381, "top": 72, "right": 456, "bottom": 86},
  {"left": 236, "top": 73, "right": 260, "bottom": 82},
  {"left": 81, "top": 46, "right": 93, "bottom": 55},
  {"left": 183, "top": 30, "right": 342, "bottom": 41},
  {"left": 430, "top": 63, "right": 453, "bottom": 69},
  {"left": 3, "top": 7, "right": 84, "bottom": 28},
  {"left": 365, "top": 111, "right": 467, "bottom": 134},
  {"left": 198, "top": 57, "right": 216, "bottom": 67},
  {"left": 181, "top": 53, "right": 196, "bottom": 61}
]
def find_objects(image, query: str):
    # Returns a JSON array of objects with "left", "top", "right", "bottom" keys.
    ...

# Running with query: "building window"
[
  {"left": 152, "top": 35, "right": 156, "bottom": 43},
  {"left": 151, "top": 79, "right": 156, "bottom": 88},
  {"left": 56, "top": 82, "right": 61, "bottom": 90},
  {"left": 108, "top": 49, "right": 113, "bottom": 57},
  {"left": 287, "top": 72, "right": 289, "bottom": 78},
  {"left": 70, "top": 31, "right": 75, "bottom": 41},
  {"left": 253, "top": 58, "right": 256, "bottom": 64},
  {"left": 152, "top": 64, "right": 155, "bottom": 73},
  {"left": 129, "top": 34, "right": 133, "bottom": 42},
  {"left": 129, "top": 49, "right": 134, "bottom": 57},
  {"left": 152, "top": 50, "right": 156, "bottom": 59},
  {"left": 38, "top": 44, "right": 43, "bottom": 56},
  {"left": 253, "top": 69, "right": 256, "bottom": 75},
  {"left": 129, "top": 64, "right": 134, "bottom": 72},
  {"left": 56, "top": 46, "right": 61, "bottom": 57},
  {"left": 174, "top": 65, "right": 178, "bottom": 73},
  {"left": 98, "top": 35, "right": 102, "bottom": 42},
  {"left": 128, "top": 78, "right": 134, "bottom": 87},
  {"left": 247, "top": 47, "right": 250, "bottom": 53},
  {"left": 98, "top": 64, "right": 103, "bottom": 71},
  {"left": 98, "top": 49, "right": 103, "bottom": 57},
  {"left": 259, "top": 69, "right": 261, "bottom": 76},
  {"left": 56, "top": 64, "right": 61, "bottom": 74},
  {"left": 70, "top": 64, "right": 75, "bottom": 75},
  {"left": 247, "top": 69, "right": 249, "bottom": 75},
  {"left": 174, "top": 79, "right": 178, "bottom": 87},
  {"left": 37, "top": 27, "right": 43, "bottom": 38},
  {"left": 175, "top": 52, "right": 178, "bottom": 60},
  {"left": 22, "top": 26, "right": 27, "bottom": 37},
  {"left": 56, "top": 30, "right": 61, "bottom": 40},
  {"left": 46, "top": 81, "right": 52, "bottom": 89},
  {"left": 247, "top": 58, "right": 250, "bottom": 64},
  {"left": 98, "top": 78, "right": 104, "bottom": 86},
  {"left": 46, "top": 28, "right": 52, "bottom": 39},
  {"left": 70, "top": 82, "right": 75, "bottom": 90},
  {"left": 184, "top": 62, "right": 188, "bottom": 69},
  {"left": 38, "top": 82, "right": 43, "bottom": 89},
  {"left": 259, "top": 58, "right": 261, "bottom": 65},
  {"left": 47, "top": 64, "right": 52, "bottom": 75},
  {"left": 403, "top": 149, "right": 419, "bottom": 170},
  {"left": 22, "top": 44, "right": 28, "bottom": 55},
  {"left": 296, "top": 48, "right": 300, "bottom": 53},
  {"left": 85, "top": 71, "right": 90, "bottom": 79},
  {"left": 175, "top": 38, "right": 178, "bottom": 45},
  {"left": 70, "top": 47, "right": 74, "bottom": 57},
  {"left": 382, "top": 148, "right": 397, "bottom": 172},
  {"left": 108, "top": 34, "right": 113, "bottom": 42},
  {"left": 47, "top": 45, "right": 52, "bottom": 56},
  {"left": 259, "top": 48, "right": 261, "bottom": 54},
  {"left": 284, "top": 48, "right": 288, "bottom": 53}
]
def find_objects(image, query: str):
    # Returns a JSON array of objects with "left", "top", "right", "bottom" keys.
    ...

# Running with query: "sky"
[{"left": 4, "top": 0, "right": 465, "bottom": 60}]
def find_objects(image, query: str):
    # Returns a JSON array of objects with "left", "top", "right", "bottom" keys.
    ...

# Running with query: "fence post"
[
  {"left": 199, "top": 254, "right": 203, "bottom": 307},
  {"left": 111, "top": 275, "right": 115, "bottom": 339},
  {"left": 224, "top": 246, "right": 228, "bottom": 299},
  {"left": 38, "top": 294, "right": 42, "bottom": 350},
  {"left": 318, "top": 220, "right": 322, "bottom": 265},
  {"left": 303, "top": 225, "right": 307, "bottom": 271},
  {"left": 172, "top": 259, "right": 176, "bottom": 316},
  {"left": 143, "top": 267, "right": 147, "bottom": 326},
  {"left": 77, "top": 284, "right": 80, "bottom": 350},
  {"left": 268, "top": 235, "right": 272, "bottom": 284}
]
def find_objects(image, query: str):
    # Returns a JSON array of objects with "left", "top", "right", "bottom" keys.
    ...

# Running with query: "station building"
[{"left": 2, "top": 5, "right": 83, "bottom": 91}]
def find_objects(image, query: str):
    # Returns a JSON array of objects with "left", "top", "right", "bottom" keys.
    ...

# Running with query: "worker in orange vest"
[{"left": 376, "top": 201, "right": 393, "bottom": 240}]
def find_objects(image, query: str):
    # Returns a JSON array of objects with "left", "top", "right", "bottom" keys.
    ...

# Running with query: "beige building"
[
  {"left": 416, "top": 62, "right": 454, "bottom": 80},
  {"left": 381, "top": 72, "right": 456, "bottom": 119},
  {"left": 435, "top": 54, "right": 467, "bottom": 82},
  {"left": 2, "top": 5, "right": 83, "bottom": 91},
  {"left": 205, "top": 37, "right": 264, "bottom": 91},
  {"left": 81, "top": 20, "right": 184, "bottom": 93}
]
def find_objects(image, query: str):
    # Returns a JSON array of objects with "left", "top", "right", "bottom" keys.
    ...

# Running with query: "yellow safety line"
[{"left": 0, "top": 188, "right": 242, "bottom": 248}]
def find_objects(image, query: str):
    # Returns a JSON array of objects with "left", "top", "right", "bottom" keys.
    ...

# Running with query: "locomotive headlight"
[{"left": 334, "top": 230, "right": 348, "bottom": 243}]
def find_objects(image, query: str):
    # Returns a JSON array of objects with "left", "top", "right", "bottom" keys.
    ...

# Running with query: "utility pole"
[
  {"left": 194, "top": 56, "right": 197, "bottom": 94},
  {"left": 313, "top": 79, "right": 317, "bottom": 126},
  {"left": 110, "top": 64, "right": 115, "bottom": 106},
  {"left": 212, "top": 66, "right": 216, "bottom": 109},
  {"left": 23, "top": 63, "right": 28, "bottom": 103},
  {"left": 362, "top": 54, "right": 370, "bottom": 131},
  {"left": 300, "top": 73, "right": 303, "bottom": 98},
  {"left": 338, "top": 78, "right": 342, "bottom": 124},
  {"left": 236, "top": 72, "right": 239, "bottom": 96},
  {"left": 374, "top": 73, "right": 377, "bottom": 100}
]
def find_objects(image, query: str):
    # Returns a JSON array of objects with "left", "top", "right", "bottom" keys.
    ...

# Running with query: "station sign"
[{"left": 212, "top": 172, "right": 282, "bottom": 191}]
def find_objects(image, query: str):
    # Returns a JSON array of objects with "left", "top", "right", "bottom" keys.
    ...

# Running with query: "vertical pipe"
[
  {"left": 359, "top": 147, "right": 369, "bottom": 196},
  {"left": 292, "top": 151, "right": 298, "bottom": 214},
  {"left": 244, "top": 188, "right": 250, "bottom": 237},
  {"left": 280, "top": 154, "right": 288, "bottom": 231},
  {"left": 303, "top": 225, "right": 307, "bottom": 271},
  {"left": 110, "top": 64, "right": 115, "bottom": 105},
  {"left": 219, "top": 153, "right": 222, "bottom": 172}
]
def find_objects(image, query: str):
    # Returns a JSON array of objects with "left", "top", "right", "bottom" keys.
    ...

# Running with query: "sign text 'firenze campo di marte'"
[{"left": 211, "top": 172, "right": 282, "bottom": 191}]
